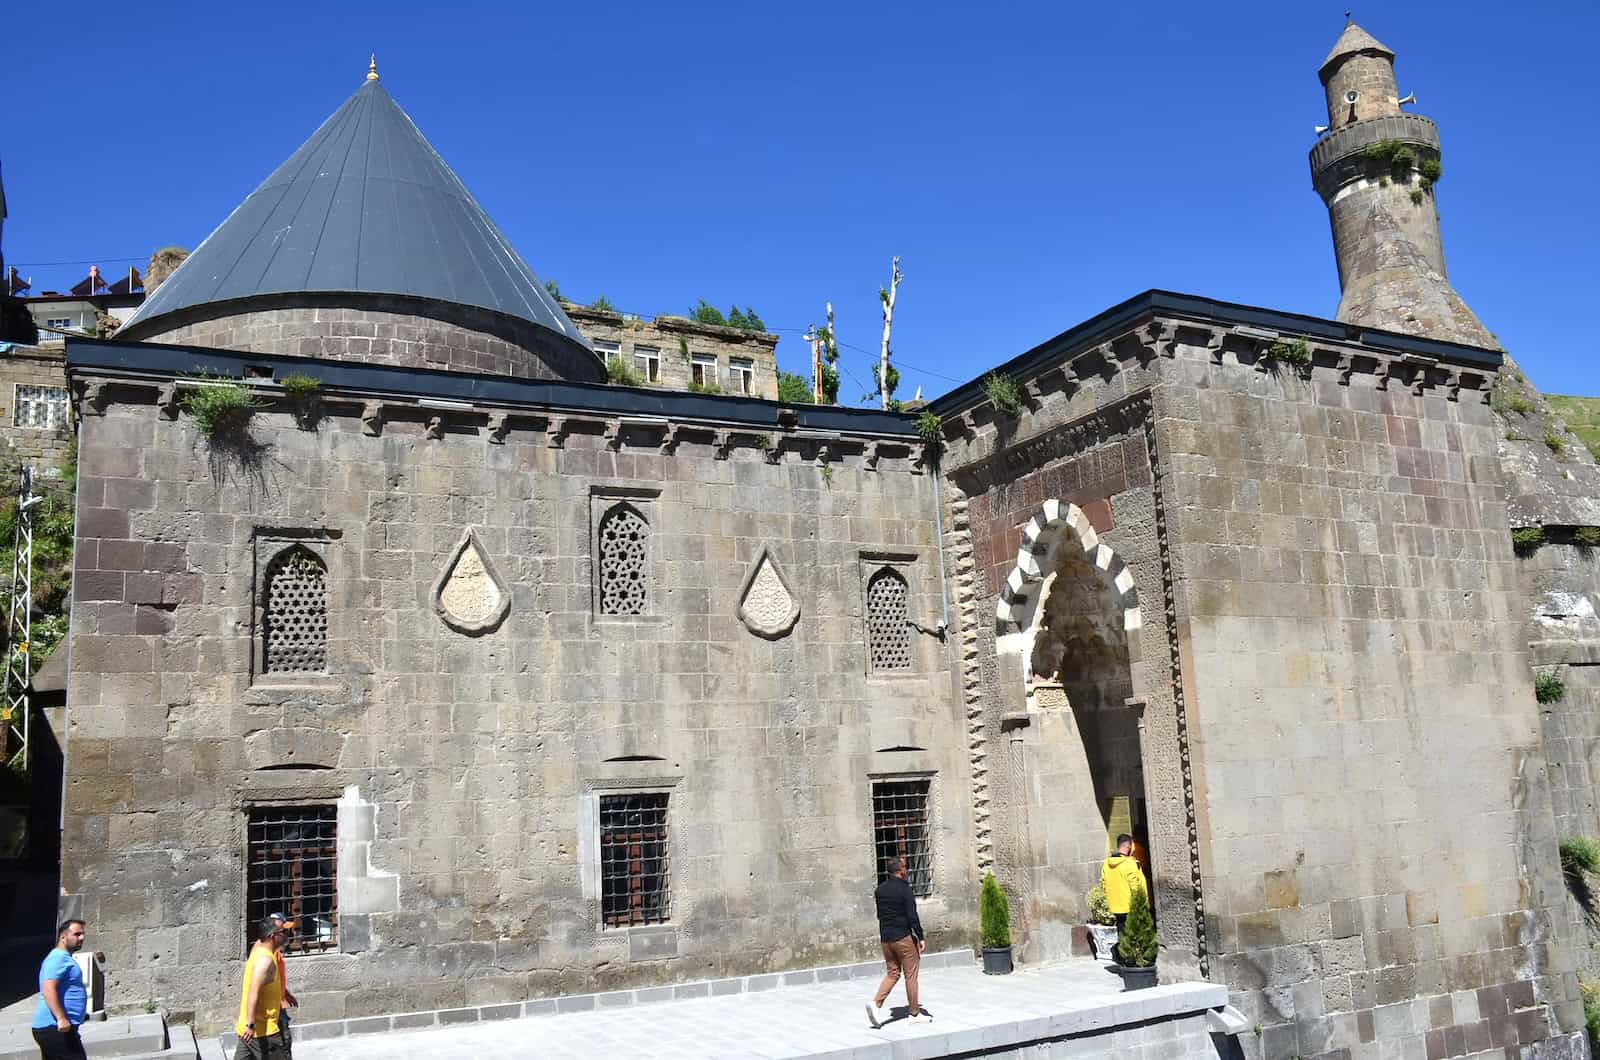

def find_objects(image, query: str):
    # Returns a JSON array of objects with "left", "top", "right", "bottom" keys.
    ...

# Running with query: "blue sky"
[{"left": 4, "top": 1, "right": 1596, "bottom": 399}]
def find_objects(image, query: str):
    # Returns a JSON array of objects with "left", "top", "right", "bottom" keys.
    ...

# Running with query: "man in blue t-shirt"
[{"left": 31, "top": 919, "right": 88, "bottom": 1060}]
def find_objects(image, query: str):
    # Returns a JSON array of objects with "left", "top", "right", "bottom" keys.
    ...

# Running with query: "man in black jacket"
[{"left": 866, "top": 856, "right": 930, "bottom": 1027}]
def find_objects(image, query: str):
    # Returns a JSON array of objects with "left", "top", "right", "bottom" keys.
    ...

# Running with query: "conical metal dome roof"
[{"left": 121, "top": 73, "right": 586, "bottom": 354}]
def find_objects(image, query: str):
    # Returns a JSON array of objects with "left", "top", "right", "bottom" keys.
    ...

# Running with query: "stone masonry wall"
[
  {"left": 937, "top": 312, "right": 1583, "bottom": 1059},
  {"left": 0, "top": 345, "right": 73, "bottom": 477},
  {"left": 1157, "top": 339, "right": 1582, "bottom": 1059},
  {"left": 126, "top": 297, "right": 600, "bottom": 383},
  {"left": 61, "top": 379, "right": 968, "bottom": 1032}
]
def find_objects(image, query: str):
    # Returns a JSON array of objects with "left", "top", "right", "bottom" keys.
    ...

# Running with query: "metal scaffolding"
[{"left": 2, "top": 466, "right": 39, "bottom": 770}]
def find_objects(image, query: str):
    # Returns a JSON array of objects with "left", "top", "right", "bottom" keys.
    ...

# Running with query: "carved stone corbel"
[
  {"left": 604, "top": 418, "right": 623, "bottom": 452},
  {"left": 546, "top": 416, "right": 569, "bottom": 449},
  {"left": 77, "top": 381, "right": 111, "bottom": 417},
  {"left": 713, "top": 429, "right": 733, "bottom": 460},
  {"left": 425, "top": 416, "right": 446, "bottom": 440},
  {"left": 762, "top": 434, "right": 783, "bottom": 465},
  {"left": 659, "top": 422, "right": 681, "bottom": 455},
  {"left": 863, "top": 440, "right": 881, "bottom": 472},
  {"left": 1203, "top": 327, "right": 1226, "bottom": 365},
  {"left": 1141, "top": 320, "right": 1173, "bottom": 359},
  {"left": 1335, "top": 353, "right": 1354, "bottom": 386},
  {"left": 361, "top": 401, "right": 383, "bottom": 436},
  {"left": 156, "top": 382, "right": 181, "bottom": 420},
  {"left": 486, "top": 412, "right": 510, "bottom": 444}
]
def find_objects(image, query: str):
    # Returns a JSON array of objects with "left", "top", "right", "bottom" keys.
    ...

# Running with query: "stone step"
[{"left": 0, "top": 1014, "right": 188, "bottom": 1059}]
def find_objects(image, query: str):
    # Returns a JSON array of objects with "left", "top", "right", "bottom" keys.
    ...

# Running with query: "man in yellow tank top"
[{"left": 235, "top": 919, "right": 291, "bottom": 1058}]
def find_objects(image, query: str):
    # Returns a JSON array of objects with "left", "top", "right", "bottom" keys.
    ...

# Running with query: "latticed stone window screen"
[
  {"left": 263, "top": 547, "right": 329, "bottom": 675},
  {"left": 873, "top": 780, "right": 932, "bottom": 896},
  {"left": 598, "top": 504, "right": 649, "bottom": 615},
  {"left": 867, "top": 568, "right": 912, "bottom": 672},
  {"left": 14, "top": 385, "right": 69, "bottom": 429}
]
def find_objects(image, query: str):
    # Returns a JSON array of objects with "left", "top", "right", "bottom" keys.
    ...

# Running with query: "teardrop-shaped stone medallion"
[{"left": 432, "top": 528, "right": 511, "bottom": 634}]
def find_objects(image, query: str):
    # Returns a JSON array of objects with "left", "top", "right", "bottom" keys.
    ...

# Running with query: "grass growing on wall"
[{"left": 180, "top": 379, "right": 259, "bottom": 437}]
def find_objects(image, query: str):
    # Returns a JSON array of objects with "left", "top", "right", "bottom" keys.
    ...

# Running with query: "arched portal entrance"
[{"left": 991, "top": 500, "right": 1154, "bottom": 963}]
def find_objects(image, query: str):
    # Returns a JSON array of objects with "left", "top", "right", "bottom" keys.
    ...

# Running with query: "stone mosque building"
[{"left": 48, "top": 21, "right": 1600, "bottom": 1057}]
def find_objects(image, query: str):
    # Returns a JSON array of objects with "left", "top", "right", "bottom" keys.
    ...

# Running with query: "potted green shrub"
[
  {"left": 979, "top": 872, "right": 1012, "bottom": 974},
  {"left": 1085, "top": 883, "right": 1118, "bottom": 962},
  {"left": 1115, "top": 888, "right": 1157, "bottom": 990}
]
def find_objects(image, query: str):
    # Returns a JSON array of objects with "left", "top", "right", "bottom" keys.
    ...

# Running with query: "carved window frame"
[
  {"left": 589, "top": 486, "right": 663, "bottom": 624},
  {"left": 860, "top": 549, "right": 921, "bottom": 679},
  {"left": 579, "top": 770, "right": 684, "bottom": 934},
  {"left": 251, "top": 530, "right": 339, "bottom": 685}
]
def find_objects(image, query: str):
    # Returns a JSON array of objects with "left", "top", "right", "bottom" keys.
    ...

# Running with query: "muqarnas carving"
[
  {"left": 432, "top": 529, "right": 511, "bottom": 634},
  {"left": 737, "top": 547, "right": 800, "bottom": 638}
]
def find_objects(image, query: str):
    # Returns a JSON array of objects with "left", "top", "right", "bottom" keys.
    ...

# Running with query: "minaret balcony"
[{"left": 1309, "top": 113, "right": 1440, "bottom": 197}]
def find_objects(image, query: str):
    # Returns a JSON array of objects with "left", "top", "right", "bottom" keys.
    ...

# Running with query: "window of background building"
[
  {"left": 44, "top": 318, "right": 72, "bottom": 331},
  {"left": 14, "top": 385, "right": 70, "bottom": 429},
  {"left": 691, "top": 354, "right": 718, "bottom": 388},
  {"left": 872, "top": 779, "right": 932, "bottom": 896},
  {"left": 592, "top": 340, "right": 621, "bottom": 360},
  {"left": 600, "top": 792, "right": 670, "bottom": 927},
  {"left": 246, "top": 805, "right": 338, "bottom": 955},
  {"left": 633, "top": 346, "right": 661, "bottom": 383},
  {"left": 729, "top": 358, "right": 754, "bottom": 395}
]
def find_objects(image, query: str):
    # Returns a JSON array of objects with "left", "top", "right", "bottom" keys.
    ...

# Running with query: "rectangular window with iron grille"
[
  {"left": 600, "top": 792, "right": 670, "bottom": 927},
  {"left": 246, "top": 805, "right": 337, "bottom": 955},
  {"left": 872, "top": 779, "right": 932, "bottom": 896}
]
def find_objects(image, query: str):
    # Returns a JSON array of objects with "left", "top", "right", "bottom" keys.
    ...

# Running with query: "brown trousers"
[{"left": 873, "top": 935, "right": 921, "bottom": 1014}]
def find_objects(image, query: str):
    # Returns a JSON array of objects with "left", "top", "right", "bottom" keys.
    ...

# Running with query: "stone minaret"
[{"left": 1309, "top": 22, "right": 1494, "bottom": 348}]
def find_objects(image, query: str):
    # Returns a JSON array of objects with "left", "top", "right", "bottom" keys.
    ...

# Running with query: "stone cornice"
[
  {"left": 932, "top": 314, "right": 1493, "bottom": 449},
  {"left": 70, "top": 374, "right": 931, "bottom": 470},
  {"left": 927, "top": 290, "right": 1500, "bottom": 422}
]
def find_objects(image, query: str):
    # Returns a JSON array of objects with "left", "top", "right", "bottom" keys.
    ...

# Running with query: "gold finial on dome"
[{"left": 367, "top": 54, "right": 379, "bottom": 81}]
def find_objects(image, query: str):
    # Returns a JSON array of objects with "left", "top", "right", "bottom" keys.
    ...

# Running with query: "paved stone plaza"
[{"left": 288, "top": 959, "right": 1228, "bottom": 1060}]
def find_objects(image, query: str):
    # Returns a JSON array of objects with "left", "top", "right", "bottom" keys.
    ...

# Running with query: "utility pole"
[
  {"left": 878, "top": 257, "right": 902, "bottom": 410},
  {"left": 2, "top": 466, "right": 39, "bottom": 770},
  {"left": 808, "top": 323, "right": 823, "bottom": 405}
]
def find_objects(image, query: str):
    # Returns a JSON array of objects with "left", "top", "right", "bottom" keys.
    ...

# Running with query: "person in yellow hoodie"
[
  {"left": 234, "top": 918, "right": 291, "bottom": 1059},
  {"left": 1101, "top": 834, "right": 1148, "bottom": 960}
]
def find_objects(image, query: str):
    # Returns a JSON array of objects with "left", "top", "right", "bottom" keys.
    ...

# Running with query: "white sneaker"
[
  {"left": 866, "top": 1003, "right": 887, "bottom": 1028},
  {"left": 908, "top": 1013, "right": 933, "bottom": 1024}
]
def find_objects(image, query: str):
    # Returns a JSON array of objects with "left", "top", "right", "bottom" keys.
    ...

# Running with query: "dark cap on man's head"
[{"left": 258, "top": 917, "right": 295, "bottom": 940}]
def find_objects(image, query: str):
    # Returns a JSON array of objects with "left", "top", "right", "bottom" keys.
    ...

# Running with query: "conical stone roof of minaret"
[
  {"left": 118, "top": 60, "right": 597, "bottom": 380},
  {"left": 1319, "top": 22, "right": 1394, "bottom": 79}
]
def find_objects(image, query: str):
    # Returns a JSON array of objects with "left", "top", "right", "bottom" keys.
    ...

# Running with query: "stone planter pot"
[
  {"left": 981, "top": 946, "right": 1013, "bottom": 975},
  {"left": 1116, "top": 963, "right": 1157, "bottom": 991},
  {"left": 1087, "top": 923, "right": 1119, "bottom": 962}
]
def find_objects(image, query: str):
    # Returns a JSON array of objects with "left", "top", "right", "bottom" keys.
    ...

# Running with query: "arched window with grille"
[
  {"left": 598, "top": 503, "right": 650, "bottom": 616},
  {"left": 262, "top": 546, "right": 329, "bottom": 675},
  {"left": 866, "top": 567, "right": 912, "bottom": 672}
]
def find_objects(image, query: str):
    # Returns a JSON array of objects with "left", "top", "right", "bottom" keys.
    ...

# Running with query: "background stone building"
[{"left": 46, "top": 21, "right": 1600, "bottom": 1059}]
